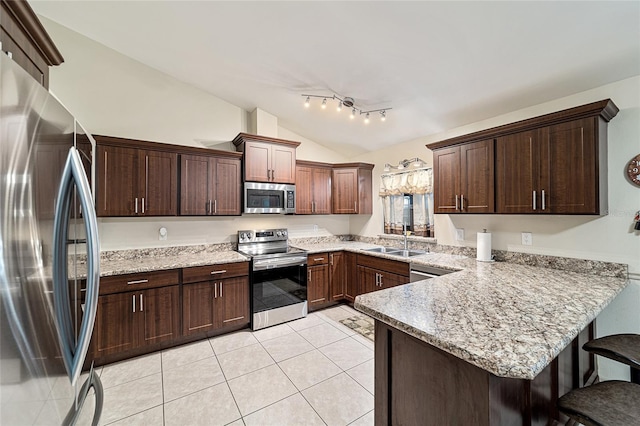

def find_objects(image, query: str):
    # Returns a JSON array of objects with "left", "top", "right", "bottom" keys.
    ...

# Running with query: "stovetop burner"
[{"left": 237, "top": 228, "right": 306, "bottom": 259}]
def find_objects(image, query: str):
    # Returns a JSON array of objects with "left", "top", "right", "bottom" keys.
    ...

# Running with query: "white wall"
[
  {"left": 354, "top": 76, "right": 640, "bottom": 380},
  {"left": 41, "top": 17, "right": 350, "bottom": 249}
]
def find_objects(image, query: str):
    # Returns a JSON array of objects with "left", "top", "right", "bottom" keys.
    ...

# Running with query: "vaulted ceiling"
[{"left": 31, "top": 1, "right": 640, "bottom": 156}]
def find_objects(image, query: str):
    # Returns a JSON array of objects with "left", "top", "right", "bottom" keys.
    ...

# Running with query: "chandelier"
[{"left": 301, "top": 94, "right": 391, "bottom": 124}]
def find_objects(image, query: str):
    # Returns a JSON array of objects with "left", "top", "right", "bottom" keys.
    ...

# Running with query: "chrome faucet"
[{"left": 403, "top": 223, "right": 409, "bottom": 251}]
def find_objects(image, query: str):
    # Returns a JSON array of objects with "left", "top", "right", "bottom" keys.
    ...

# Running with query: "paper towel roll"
[{"left": 477, "top": 230, "right": 492, "bottom": 262}]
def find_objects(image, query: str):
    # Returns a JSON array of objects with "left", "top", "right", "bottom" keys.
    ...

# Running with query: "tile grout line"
[{"left": 207, "top": 336, "right": 244, "bottom": 425}]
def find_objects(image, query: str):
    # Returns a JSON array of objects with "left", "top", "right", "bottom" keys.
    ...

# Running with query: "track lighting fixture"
[{"left": 301, "top": 94, "right": 392, "bottom": 124}]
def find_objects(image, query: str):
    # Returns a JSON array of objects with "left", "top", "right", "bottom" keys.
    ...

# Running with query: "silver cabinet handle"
[
  {"left": 133, "top": 295, "right": 136, "bottom": 313},
  {"left": 354, "top": 201, "right": 357, "bottom": 212},
  {"left": 140, "top": 294, "right": 143, "bottom": 312},
  {"left": 313, "top": 258, "right": 324, "bottom": 262},
  {"left": 210, "top": 270, "right": 227, "bottom": 275},
  {"left": 214, "top": 199, "right": 217, "bottom": 214},
  {"left": 308, "top": 270, "right": 311, "bottom": 282},
  {"left": 330, "top": 254, "right": 333, "bottom": 266},
  {"left": 214, "top": 282, "right": 218, "bottom": 298},
  {"left": 127, "top": 279, "right": 148, "bottom": 285},
  {"left": 135, "top": 197, "right": 138, "bottom": 214},
  {"left": 142, "top": 197, "right": 145, "bottom": 214},
  {"left": 220, "top": 282, "right": 223, "bottom": 298},
  {"left": 460, "top": 194, "right": 464, "bottom": 211},
  {"left": 207, "top": 200, "right": 211, "bottom": 214},
  {"left": 455, "top": 195, "right": 459, "bottom": 210},
  {"left": 144, "top": 155, "right": 148, "bottom": 214},
  {"left": 375, "top": 273, "right": 379, "bottom": 287},
  {"left": 541, "top": 190, "right": 546, "bottom": 210},
  {"left": 533, "top": 190, "right": 537, "bottom": 210},
  {"left": 380, "top": 273, "right": 383, "bottom": 287},
  {"left": 53, "top": 147, "right": 100, "bottom": 387}
]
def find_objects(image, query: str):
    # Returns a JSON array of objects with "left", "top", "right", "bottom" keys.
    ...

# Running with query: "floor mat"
[{"left": 339, "top": 315, "right": 375, "bottom": 341}]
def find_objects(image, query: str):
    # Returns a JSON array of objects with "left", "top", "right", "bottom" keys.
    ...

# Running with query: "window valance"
[{"left": 379, "top": 168, "right": 433, "bottom": 196}]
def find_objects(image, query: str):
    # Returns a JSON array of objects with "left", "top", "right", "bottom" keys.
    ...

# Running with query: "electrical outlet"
[
  {"left": 455, "top": 228, "right": 464, "bottom": 241},
  {"left": 159, "top": 227, "right": 168, "bottom": 241},
  {"left": 313, "top": 224, "right": 318, "bottom": 232},
  {"left": 521, "top": 232, "right": 532, "bottom": 246}
]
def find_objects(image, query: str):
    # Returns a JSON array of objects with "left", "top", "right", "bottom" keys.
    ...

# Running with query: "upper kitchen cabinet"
[
  {"left": 95, "top": 136, "right": 178, "bottom": 217},
  {"left": 295, "top": 160, "right": 332, "bottom": 214},
  {"left": 428, "top": 99, "right": 619, "bottom": 215},
  {"left": 232, "top": 133, "right": 300, "bottom": 184},
  {"left": 0, "top": 0, "right": 64, "bottom": 88},
  {"left": 332, "top": 163, "right": 374, "bottom": 214},
  {"left": 432, "top": 139, "right": 494, "bottom": 214},
  {"left": 180, "top": 152, "right": 242, "bottom": 216}
]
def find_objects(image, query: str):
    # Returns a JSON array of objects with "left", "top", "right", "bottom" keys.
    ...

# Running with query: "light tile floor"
[{"left": 91, "top": 305, "right": 374, "bottom": 425}]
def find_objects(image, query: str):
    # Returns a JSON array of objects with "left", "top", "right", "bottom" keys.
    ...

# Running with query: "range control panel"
[{"left": 238, "top": 228, "right": 288, "bottom": 244}]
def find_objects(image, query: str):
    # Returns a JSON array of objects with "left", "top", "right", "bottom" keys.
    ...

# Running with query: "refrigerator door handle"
[{"left": 53, "top": 146, "right": 100, "bottom": 387}]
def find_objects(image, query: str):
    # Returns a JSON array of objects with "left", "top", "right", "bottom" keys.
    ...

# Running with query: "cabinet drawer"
[
  {"left": 99, "top": 270, "right": 179, "bottom": 295},
  {"left": 182, "top": 262, "right": 249, "bottom": 284},
  {"left": 307, "top": 253, "right": 329, "bottom": 266},
  {"left": 356, "top": 254, "right": 409, "bottom": 277}
]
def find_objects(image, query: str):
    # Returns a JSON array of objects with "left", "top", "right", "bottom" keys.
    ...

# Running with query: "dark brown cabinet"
[
  {"left": 91, "top": 270, "right": 180, "bottom": 358},
  {"left": 182, "top": 262, "right": 250, "bottom": 336},
  {"left": 0, "top": 0, "right": 63, "bottom": 88},
  {"left": 180, "top": 153, "right": 242, "bottom": 216},
  {"left": 233, "top": 133, "right": 300, "bottom": 184},
  {"left": 329, "top": 252, "right": 345, "bottom": 300},
  {"left": 356, "top": 254, "right": 410, "bottom": 295},
  {"left": 307, "top": 253, "right": 330, "bottom": 309},
  {"left": 496, "top": 118, "right": 602, "bottom": 214},
  {"left": 296, "top": 161, "right": 332, "bottom": 214},
  {"left": 96, "top": 141, "right": 178, "bottom": 217},
  {"left": 332, "top": 163, "right": 374, "bottom": 214},
  {"left": 344, "top": 252, "right": 358, "bottom": 302},
  {"left": 433, "top": 139, "right": 494, "bottom": 214}
]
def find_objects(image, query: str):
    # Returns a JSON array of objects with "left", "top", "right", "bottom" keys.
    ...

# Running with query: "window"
[{"left": 380, "top": 169, "right": 434, "bottom": 237}]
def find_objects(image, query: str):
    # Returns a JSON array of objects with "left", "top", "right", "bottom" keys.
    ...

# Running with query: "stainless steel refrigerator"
[{"left": 1, "top": 51, "right": 102, "bottom": 424}]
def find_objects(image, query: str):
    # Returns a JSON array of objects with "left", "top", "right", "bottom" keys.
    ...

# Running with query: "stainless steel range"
[{"left": 237, "top": 229, "right": 308, "bottom": 330}]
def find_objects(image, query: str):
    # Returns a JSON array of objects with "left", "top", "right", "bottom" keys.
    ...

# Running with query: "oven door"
[{"left": 251, "top": 255, "right": 307, "bottom": 329}]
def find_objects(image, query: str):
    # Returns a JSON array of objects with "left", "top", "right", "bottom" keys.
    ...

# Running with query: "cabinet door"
[
  {"left": 244, "top": 141, "right": 271, "bottom": 182},
  {"left": 180, "top": 154, "right": 210, "bottom": 215},
  {"left": 295, "top": 166, "right": 313, "bottom": 214},
  {"left": 332, "top": 168, "right": 358, "bottom": 214},
  {"left": 215, "top": 277, "right": 249, "bottom": 328},
  {"left": 93, "top": 292, "right": 138, "bottom": 357},
  {"left": 358, "top": 266, "right": 379, "bottom": 295},
  {"left": 433, "top": 146, "right": 461, "bottom": 213},
  {"left": 540, "top": 118, "right": 598, "bottom": 214},
  {"left": 313, "top": 167, "right": 332, "bottom": 214},
  {"left": 183, "top": 282, "right": 215, "bottom": 336},
  {"left": 379, "top": 271, "right": 409, "bottom": 289},
  {"left": 97, "top": 145, "right": 138, "bottom": 216},
  {"left": 141, "top": 150, "right": 178, "bottom": 216},
  {"left": 213, "top": 157, "right": 242, "bottom": 215},
  {"left": 272, "top": 145, "right": 296, "bottom": 184},
  {"left": 496, "top": 130, "right": 539, "bottom": 213},
  {"left": 140, "top": 286, "right": 180, "bottom": 346},
  {"left": 308, "top": 264, "right": 329, "bottom": 307},
  {"left": 344, "top": 252, "right": 358, "bottom": 302},
  {"left": 329, "top": 252, "right": 345, "bottom": 300},
  {"left": 460, "top": 140, "right": 494, "bottom": 213}
]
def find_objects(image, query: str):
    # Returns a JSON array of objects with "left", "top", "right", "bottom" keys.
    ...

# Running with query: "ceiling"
[{"left": 31, "top": 1, "right": 640, "bottom": 157}]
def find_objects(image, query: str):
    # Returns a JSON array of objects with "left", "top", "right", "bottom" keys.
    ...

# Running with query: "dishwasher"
[{"left": 409, "top": 263, "right": 454, "bottom": 282}]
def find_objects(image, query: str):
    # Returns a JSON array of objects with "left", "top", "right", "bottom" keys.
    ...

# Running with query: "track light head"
[
  {"left": 321, "top": 98, "right": 327, "bottom": 109},
  {"left": 364, "top": 112, "right": 370, "bottom": 124},
  {"left": 337, "top": 101, "right": 342, "bottom": 112},
  {"left": 304, "top": 96, "right": 310, "bottom": 108},
  {"left": 350, "top": 108, "right": 356, "bottom": 119},
  {"left": 380, "top": 110, "right": 386, "bottom": 121}
]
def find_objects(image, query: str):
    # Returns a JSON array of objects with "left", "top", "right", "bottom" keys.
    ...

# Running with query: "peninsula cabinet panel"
[
  {"left": 332, "top": 163, "right": 374, "bottom": 214},
  {"left": 496, "top": 118, "right": 601, "bottom": 214},
  {"left": 433, "top": 139, "right": 494, "bottom": 214},
  {"left": 295, "top": 163, "right": 332, "bottom": 214},
  {"left": 180, "top": 154, "right": 241, "bottom": 216}
]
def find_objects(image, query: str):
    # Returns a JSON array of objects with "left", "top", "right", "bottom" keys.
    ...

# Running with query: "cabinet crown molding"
[
  {"left": 93, "top": 135, "right": 242, "bottom": 158},
  {"left": 427, "top": 99, "right": 619, "bottom": 151},
  {"left": 232, "top": 132, "right": 301, "bottom": 148}
]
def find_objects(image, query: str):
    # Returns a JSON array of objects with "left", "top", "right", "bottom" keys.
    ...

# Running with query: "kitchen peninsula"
[{"left": 354, "top": 261, "right": 628, "bottom": 425}]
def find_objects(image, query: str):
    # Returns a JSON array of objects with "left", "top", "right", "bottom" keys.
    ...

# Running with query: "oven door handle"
[{"left": 253, "top": 256, "right": 308, "bottom": 271}]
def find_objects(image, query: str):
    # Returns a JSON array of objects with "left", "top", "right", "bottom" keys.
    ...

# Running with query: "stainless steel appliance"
[
  {"left": 409, "top": 263, "right": 454, "bottom": 282},
  {"left": 237, "top": 229, "right": 307, "bottom": 330},
  {"left": 243, "top": 182, "right": 296, "bottom": 214},
  {"left": 1, "top": 53, "right": 102, "bottom": 424}
]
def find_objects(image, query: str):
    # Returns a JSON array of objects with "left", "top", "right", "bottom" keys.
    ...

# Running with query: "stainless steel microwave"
[{"left": 244, "top": 182, "right": 296, "bottom": 214}]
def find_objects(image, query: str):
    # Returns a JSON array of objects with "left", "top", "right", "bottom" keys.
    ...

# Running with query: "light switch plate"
[
  {"left": 456, "top": 228, "right": 464, "bottom": 241},
  {"left": 521, "top": 232, "right": 532, "bottom": 245}
]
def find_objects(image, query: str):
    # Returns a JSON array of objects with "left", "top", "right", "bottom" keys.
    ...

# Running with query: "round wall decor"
[{"left": 627, "top": 154, "right": 640, "bottom": 187}]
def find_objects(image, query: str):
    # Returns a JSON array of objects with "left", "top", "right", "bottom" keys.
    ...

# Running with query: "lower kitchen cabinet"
[
  {"left": 329, "top": 251, "right": 345, "bottom": 300},
  {"left": 93, "top": 285, "right": 180, "bottom": 358},
  {"left": 183, "top": 276, "right": 250, "bottom": 336},
  {"left": 357, "top": 254, "right": 410, "bottom": 295},
  {"left": 344, "top": 252, "right": 358, "bottom": 302},
  {"left": 307, "top": 253, "right": 330, "bottom": 310},
  {"left": 182, "top": 263, "right": 250, "bottom": 336}
]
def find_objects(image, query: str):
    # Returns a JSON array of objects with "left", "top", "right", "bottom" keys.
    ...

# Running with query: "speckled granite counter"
[{"left": 354, "top": 260, "right": 627, "bottom": 380}]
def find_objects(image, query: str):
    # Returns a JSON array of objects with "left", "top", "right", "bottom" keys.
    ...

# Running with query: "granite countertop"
[{"left": 353, "top": 259, "right": 628, "bottom": 380}]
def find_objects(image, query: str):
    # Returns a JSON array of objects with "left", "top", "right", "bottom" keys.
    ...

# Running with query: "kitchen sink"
[{"left": 364, "top": 247, "right": 427, "bottom": 257}]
